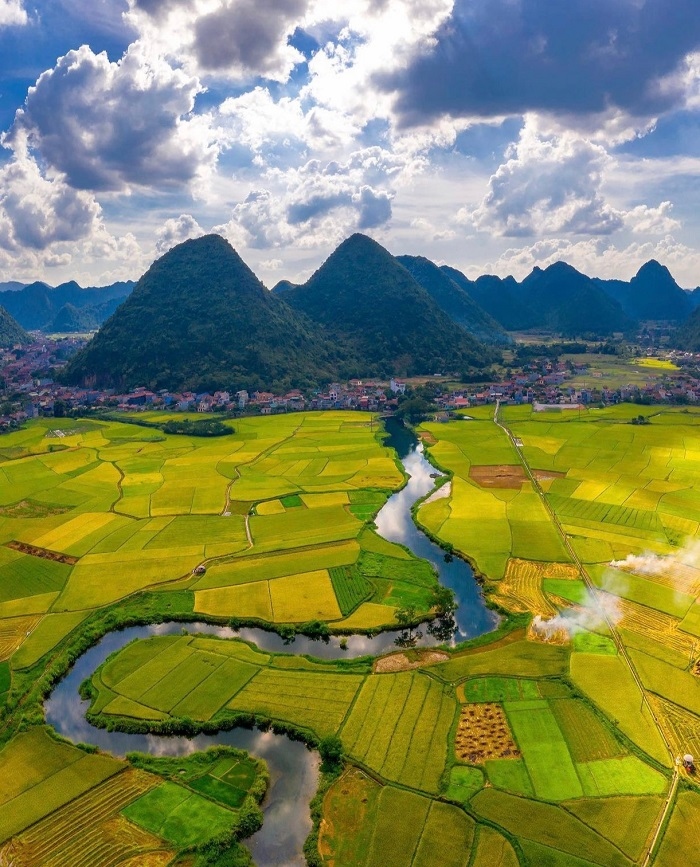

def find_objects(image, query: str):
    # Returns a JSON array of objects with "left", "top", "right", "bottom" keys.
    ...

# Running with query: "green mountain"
[
  {"left": 62, "top": 235, "right": 340, "bottom": 392},
  {"left": 0, "top": 279, "right": 133, "bottom": 331},
  {"left": 396, "top": 255, "right": 511, "bottom": 345},
  {"left": 672, "top": 307, "right": 700, "bottom": 351},
  {"left": 520, "top": 262, "right": 632, "bottom": 335},
  {"left": 284, "top": 234, "right": 497, "bottom": 376},
  {"left": 442, "top": 267, "right": 534, "bottom": 331},
  {"left": 594, "top": 260, "right": 692, "bottom": 322},
  {"left": 0, "top": 306, "right": 30, "bottom": 347}
]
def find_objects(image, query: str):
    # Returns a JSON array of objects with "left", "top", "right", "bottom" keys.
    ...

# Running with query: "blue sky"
[{"left": 1, "top": 0, "right": 700, "bottom": 288}]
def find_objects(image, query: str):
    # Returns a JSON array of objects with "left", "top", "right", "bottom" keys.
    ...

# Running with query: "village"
[{"left": 2, "top": 334, "right": 700, "bottom": 430}]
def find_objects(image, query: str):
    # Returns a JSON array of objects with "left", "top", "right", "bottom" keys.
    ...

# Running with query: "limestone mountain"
[
  {"left": 62, "top": 235, "right": 340, "bottom": 392},
  {"left": 395, "top": 255, "right": 511, "bottom": 345},
  {"left": 594, "top": 260, "right": 692, "bottom": 322},
  {"left": 0, "top": 306, "right": 30, "bottom": 347},
  {"left": 0, "top": 280, "right": 134, "bottom": 331},
  {"left": 283, "top": 234, "right": 497, "bottom": 376}
]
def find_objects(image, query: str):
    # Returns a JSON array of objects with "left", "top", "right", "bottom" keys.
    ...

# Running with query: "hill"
[
  {"left": 672, "top": 306, "right": 700, "bottom": 351},
  {"left": 283, "top": 234, "right": 497, "bottom": 376},
  {"left": 62, "top": 235, "right": 340, "bottom": 392},
  {"left": 594, "top": 260, "right": 692, "bottom": 321},
  {"left": 0, "top": 280, "right": 134, "bottom": 331},
  {"left": 440, "top": 266, "right": 533, "bottom": 331},
  {"left": 271, "top": 280, "right": 298, "bottom": 295},
  {"left": 396, "top": 256, "right": 511, "bottom": 345},
  {"left": 0, "top": 306, "right": 31, "bottom": 346},
  {"left": 519, "top": 262, "right": 631, "bottom": 335}
]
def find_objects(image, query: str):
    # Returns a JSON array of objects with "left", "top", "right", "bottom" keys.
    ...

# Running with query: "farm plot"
[
  {"left": 454, "top": 703, "right": 520, "bottom": 763},
  {"left": 122, "top": 781, "right": 236, "bottom": 849},
  {"left": 0, "top": 615, "right": 42, "bottom": 661},
  {"left": 229, "top": 668, "right": 363, "bottom": 736},
  {"left": 564, "top": 796, "right": 664, "bottom": 863},
  {"left": 340, "top": 671, "right": 455, "bottom": 792},
  {"left": 0, "top": 729, "right": 123, "bottom": 843},
  {"left": 0, "top": 768, "right": 167, "bottom": 867},
  {"left": 495, "top": 558, "right": 579, "bottom": 616}
]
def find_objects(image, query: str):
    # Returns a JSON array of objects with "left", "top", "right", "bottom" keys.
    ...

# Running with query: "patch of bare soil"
[
  {"left": 374, "top": 650, "right": 449, "bottom": 673},
  {"left": 469, "top": 465, "right": 527, "bottom": 489},
  {"left": 5, "top": 540, "right": 79, "bottom": 566}
]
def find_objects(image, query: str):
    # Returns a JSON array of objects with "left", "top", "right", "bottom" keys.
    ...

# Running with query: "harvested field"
[
  {"left": 0, "top": 615, "right": 42, "bottom": 661},
  {"left": 600, "top": 591, "right": 696, "bottom": 657},
  {"left": 647, "top": 694, "right": 700, "bottom": 767},
  {"left": 5, "top": 541, "right": 79, "bottom": 566},
  {"left": 455, "top": 703, "right": 520, "bottom": 763},
  {"left": 496, "top": 558, "right": 580, "bottom": 617},
  {"left": 373, "top": 650, "right": 449, "bottom": 673},
  {"left": 469, "top": 465, "right": 526, "bottom": 489},
  {"left": 0, "top": 769, "right": 165, "bottom": 867},
  {"left": 615, "top": 560, "right": 700, "bottom": 597},
  {"left": 527, "top": 618, "right": 571, "bottom": 645}
]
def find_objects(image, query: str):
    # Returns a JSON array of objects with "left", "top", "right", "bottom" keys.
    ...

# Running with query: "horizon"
[{"left": 1, "top": 2, "right": 700, "bottom": 288}]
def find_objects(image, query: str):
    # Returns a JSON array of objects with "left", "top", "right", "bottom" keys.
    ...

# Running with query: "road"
[{"left": 493, "top": 401, "right": 680, "bottom": 866}]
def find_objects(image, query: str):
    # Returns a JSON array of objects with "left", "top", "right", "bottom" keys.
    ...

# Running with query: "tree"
[
  {"left": 430, "top": 585, "right": 457, "bottom": 616},
  {"left": 319, "top": 735, "right": 344, "bottom": 771}
]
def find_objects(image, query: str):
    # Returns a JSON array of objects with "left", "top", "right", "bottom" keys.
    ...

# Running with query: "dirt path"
[{"left": 494, "top": 400, "right": 679, "bottom": 865}]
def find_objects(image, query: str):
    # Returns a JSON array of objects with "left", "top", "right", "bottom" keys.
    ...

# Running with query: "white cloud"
[
  {"left": 155, "top": 214, "right": 206, "bottom": 253},
  {"left": 0, "top": 0, "right": 28, "bottom": 27},
  {"left": 7, "top": 43, "right": 218, "bottom": 193},
  {"left": 469, "top": 122, "right": 623, "bottom": 237},
  {"left": 215, "top": 146, "right": 405, "bottom": 248},
  {"left": 475, "top": 235, "right": 700, "bottom": 287}
]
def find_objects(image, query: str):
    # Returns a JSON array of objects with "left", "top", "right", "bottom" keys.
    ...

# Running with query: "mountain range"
[
  {"left": 0, "top": 280, "right": 134, "bottom": 333},
  {"left": 0, "top": 307, "right": 30, "bottom": 347},
  {"left": 26, "top": 233, "right": 700, "bottom": 391}
]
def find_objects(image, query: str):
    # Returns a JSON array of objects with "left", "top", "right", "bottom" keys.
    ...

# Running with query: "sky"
[{"left": 1, "top": 0, "right": 700, "bottom": 290}]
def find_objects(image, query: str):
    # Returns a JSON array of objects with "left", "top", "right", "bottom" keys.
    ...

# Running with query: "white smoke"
[
  {"left": 611, "top": 539, "right": 700, "bottom": 580},
  {"left": 531, "top": 589, "right": 622, "bottom": 641}
]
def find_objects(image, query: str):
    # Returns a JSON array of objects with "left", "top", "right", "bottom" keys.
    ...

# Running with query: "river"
[{"left": 45, "top": 418, "right": 497, "bottom": 865}]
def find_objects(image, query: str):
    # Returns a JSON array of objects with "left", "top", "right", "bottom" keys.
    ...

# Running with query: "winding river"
[{"left": 44, "top": 418, "right": 497, "bottom": 866}]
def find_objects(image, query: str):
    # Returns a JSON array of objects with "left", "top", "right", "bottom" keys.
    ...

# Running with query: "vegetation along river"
[{"left": 45, "top": 418, "right": 497, "bottom": 866}]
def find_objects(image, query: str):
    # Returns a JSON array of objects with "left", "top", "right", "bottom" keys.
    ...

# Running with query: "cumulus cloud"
[
  {"left": 0, "top": 0, "right": 28, "bottom": 27},
  {"left": 385, "top": 0, "right": 700, "bottom": 126},
  {"left": 215, "top": 146, "right": 403, "bottom": 248},
  {"left": 0, "top": 146, "right": 101, "bottom": 252},
  {"left": 155, "top": 214, "right": 205, "bottom": 253},
  {"left": 472, "top": 235, "right": 700, "bottom": 286},
  {"left": 7, "top": 43, "right": 217, "bottom": 193},
  {"left": 469, "top": 124, "right": 623, "bottom": 237}
]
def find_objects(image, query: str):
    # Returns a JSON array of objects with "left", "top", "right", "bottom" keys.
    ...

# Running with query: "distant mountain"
[
  {"left": 0, "top": 281, "right": 28, "bottom": 293},
  {"left": 519, "top": 262, "right": 631, "bottom": 336},
  {"left": 395, "top": 255, "right": 511, "bottom": 345},
  {"left": 671, "top": 306, "right": 700, "bottom": 352},
  {"left": 689, "top": 288, "right": 700, "bottom": 310},
  {"left": 441, "top": 267, "right": 533, "bottom": 331},
  {"left": 594, "top": 261, "right": 691, "bottom": 322},
  {"left": 62, "top": 235, "right": 340, "bottom": 392},
  {"left": 0, "top": 306, "right": 30, "bottom": 347},
  {"left": 271, "top": 280, "right": 298, "bottom": 295},
  {"left": 284, "top": 234, "right": 497, "bottom": 377},
  {"left": 0, "top": 280, "right": 134, "bottom": 331}
]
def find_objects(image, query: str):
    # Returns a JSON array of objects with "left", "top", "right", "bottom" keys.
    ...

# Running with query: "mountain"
[
  {"left": 0, "top": 306, "right": 31, "bottom": 347},
  {"left": 671, "top": 306, "right": 700, "bottom": 351},
  {"left": 440, "top": 266, "right": 533, "bottom": 331},
  {"left": 519, "top": 262, "right": 631, "bottom": 335},
  {"left": 594, "top": 260, "right": 691, "bottom": 321},
  {"left": 271, "top": 280, "right": 298, "bottom": 295},
  {"left": 0, "top": 280, "right": 134, "bottom": 331},
  {"left": 62, "top": 235, "right": 340, "bottom": 392},
  {"left": 0, "top": 281, "right": 27, "bottom": 293},
  {"left": 395, "top": 255, "right": 511, "bottom": 345},
  {"left": 283, "top": 234, "right": 497, "bottom": 376}
]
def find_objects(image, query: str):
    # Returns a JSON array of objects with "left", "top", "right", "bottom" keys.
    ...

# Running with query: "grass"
[
  {"left": 432, "top": 637, "right": 569, "bottom": 682},
  {"left": 575, "top": 756, "right": 667, "bottom": 797},
  {"left": 0, "top": 729, "right": 122, "bottom": 842},
  {"left": 485, "top": 758, "right": 534, "bottom": 796},
  {"left": 472, "top": 788, "right": 631, "bottom": 867},
  {"left": 570, "top": 653, "right": 670, "bottom": 766},
  {"left": 654, "top": 791, "right": 700, "bottom": 866},
  {"left": 319, "top": 768, "right": 381, "bottom": 866},
  {"left": 504, "top": 700, "right": 583, "bottom": 800},
  {"left": 549, "top": 698, "right": 622, "bottom": 762},
  {"left": 340, "top": 671, "right": 455, "bottom": 793},
  {"left": 122, "top": 781, "right": 235, "bottom": 848},
  {"left": 444, "top": 765, "right": 484, "bottom": 803},
  {"left": 462, "top": 676, "right": 540, "bottom": 702},
  {"left": 329, "top": 565, "right": 373, "bottom": 615},
  {"left": 471, "top": 826, "right": 520, "bottom": 867},
  {"left": 564, "top": 796, "right": 663, "bottom": 862}
]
